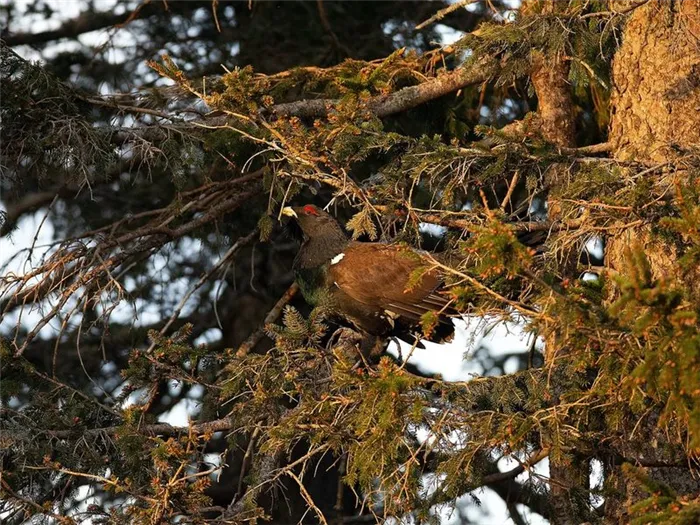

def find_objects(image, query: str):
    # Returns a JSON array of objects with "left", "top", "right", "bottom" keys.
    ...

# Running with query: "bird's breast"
[{"left": 295, "top": 266, "right": 332, "bottom": 307}]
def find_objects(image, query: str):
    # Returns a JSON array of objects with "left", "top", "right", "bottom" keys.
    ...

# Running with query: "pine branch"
[
  {"left": 4, "top": 183, "right": 263, "bottom": 356},
  {"left": 2, "top": 415, "right": 237, "bottom": 442},
  {"left": 4, "top": 49, "right": 498, "bottom": 156},
  {"left": 270, "top": 58, "right": 498, "bottom": 119},
  {"left": 415, "top": 213, "right": 566, "bottom": 234}
]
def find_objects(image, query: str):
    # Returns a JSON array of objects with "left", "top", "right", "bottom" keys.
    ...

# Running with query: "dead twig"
[
  {"left": 147, "top": 228, "right": 259, "bottom": 354},
  {"left": 237, "top": 426, "right": 262, "bottom": 499},
  {"left": 415, "top": 0, "right": 480, "bottom": 31},
  {"left": 235, "top": 282, "right": 300, "bottom": 358}
]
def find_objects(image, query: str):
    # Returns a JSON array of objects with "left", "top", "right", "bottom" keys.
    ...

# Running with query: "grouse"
[{"left": 281, "top": 204, "right": 452, "bottom": 337}]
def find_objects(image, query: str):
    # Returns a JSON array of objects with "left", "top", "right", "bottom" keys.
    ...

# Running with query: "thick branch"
[
  {"left": 270, "top": 58, "right": 498, "bottom": 119},
  {"left": 0, "top": 188, "right": 63, "bottom": 236},
  {"left": 3, "top": 3, "right": 170, "bottom": 47},
  {"left": 482, "top": 449, "right": 550, "bottom": 485},
  {"left": 522, "top": 0, "right": 577, "bottom": 149},
  {"left": 3, "top": 416, "right": 236, "bottom": 441},
  {"left": 488, "top": 477, "right": 551, "bottom": 520}
]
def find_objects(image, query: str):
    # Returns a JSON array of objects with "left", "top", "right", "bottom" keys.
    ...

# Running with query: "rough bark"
[
  {"left": 523, "top": 0, "right": 577, "bottom": 150},
  {"left": 604, "top": 1, "right": 700, "bottom": 523},
  {"left": 609, "top": 1, "right": 700, "bottom": 163},
  {"left": 270, "top": 57, "right": 498, "bottom": 119},
  {"left": 523, "top": 1, "right": 585, "bottom": 523},
  {"left": 530, "top": 51, "right": 577, "bottom": 148},
  {"left": 607, "top": 0, "right": 700, "bottom": 286}
]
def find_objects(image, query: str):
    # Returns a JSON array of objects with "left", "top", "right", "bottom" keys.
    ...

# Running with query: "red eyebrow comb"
[{"left": 303, "top": 205, "right": 320, "bottom": 216}]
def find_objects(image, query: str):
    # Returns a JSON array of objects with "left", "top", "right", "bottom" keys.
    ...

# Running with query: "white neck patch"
[{"left": 330, "top": 253, "right": 345, "bottom": 265}]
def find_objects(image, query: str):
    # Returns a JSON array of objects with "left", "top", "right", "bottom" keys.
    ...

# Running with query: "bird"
[{"left": 281, "top": 204, "right": 453, "bottom": 339}]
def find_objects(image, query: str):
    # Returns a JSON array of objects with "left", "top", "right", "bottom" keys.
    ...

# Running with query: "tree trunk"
[
  {"left": 523, "top": 0, "right": 577, "bottom": 150},
  {"left": 523, "top": 1, "right": 592, "bottom": 523},
  {"left": 605, "top": 1, "right": 700, "bottom": 523},
  {"left": 609, "top": 0, "right": 700, "bottom": 163}
]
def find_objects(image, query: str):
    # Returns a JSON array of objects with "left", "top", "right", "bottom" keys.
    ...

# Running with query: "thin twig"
[
  {"left": 580, "top": 0, "right": 650, "bottom": 19},
  {"left": 147, "top": 228, "right": 259, "bottom": 353},
  {"left": 415, "top": 0, "right": 480, "bottom": 31},
  {"left": 235, "top": 282, "right": 300, "bottom": 358},
  {"left": 288, "top": 469, "right": 329, "bottom": 525},
  {"left": 501, "top": 170, "right": 520, "bottom": 211},
  {"left": 316, "top": 0, "right": 353, "bottom": 56},
  {"left": 237, "top": 426, "right": 261, "bottom": 498}
]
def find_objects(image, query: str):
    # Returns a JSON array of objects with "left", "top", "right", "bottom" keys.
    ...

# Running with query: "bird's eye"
[{"left": 303, "top": 205, "right": 320, "bottom": 216}]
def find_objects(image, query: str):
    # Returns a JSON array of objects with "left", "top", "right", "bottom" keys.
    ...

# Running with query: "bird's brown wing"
[{"left": 328, "top": 242, "right": 451, "bottom": 322}]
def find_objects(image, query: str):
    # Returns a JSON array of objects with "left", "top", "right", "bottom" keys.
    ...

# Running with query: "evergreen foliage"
[{"left": 1, "top": 1, "right": 699, "bottom": 524}]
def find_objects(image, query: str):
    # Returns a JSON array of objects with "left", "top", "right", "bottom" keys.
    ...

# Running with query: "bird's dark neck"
[{"left": 295, "top": 231, "right": 348, "bottom": 269}]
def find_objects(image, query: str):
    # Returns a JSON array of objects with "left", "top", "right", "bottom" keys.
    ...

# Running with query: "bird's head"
[
  {"left": 281, "top": 204, "right": 345, "bottom": 241},
  {"left": 281, "top": 204, "right": 348, "bottom": 267}
]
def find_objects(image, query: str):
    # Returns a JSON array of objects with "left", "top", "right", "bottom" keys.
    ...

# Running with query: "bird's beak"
[{"left": 281, "top": 207, "right": 297, "bottom": 219}]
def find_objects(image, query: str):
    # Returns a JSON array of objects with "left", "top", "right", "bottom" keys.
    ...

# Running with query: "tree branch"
[
  {"left": 482, "top": 448, "right": 550, "bottom": 486},
  {"left": 0, "top": 188, "right": 63, "bottom": 236},
  {"left": 60, "top": 59, "right": 501, "bottom": 153},
  {"left": 235, "top": 282, "right": 300, "bottom": 358},
  {"left": 3, "top": 183, "right": 263, "bottom": 354},
  {"left": 415, "top": 0, "right": 480, "bottom": 31},
  {"left": 487, "top": 477, "right": 551, "bottom": 520},
  {"left": 270, "top": 58, "right": 498, "bottom": 119},
  {"left": 2, "top": 415, "right": 237, "bottom": 442},
  {"left": 3, "top": 3, "right": 170, "bottom": 47}
]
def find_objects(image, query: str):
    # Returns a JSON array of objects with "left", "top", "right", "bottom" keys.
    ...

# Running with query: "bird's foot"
[
  {"left": 327, "top": 327, "right": 364, "bottom": 361},
  {"left": 327, "top": 327, "right": 363, "bottom": 348}
]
